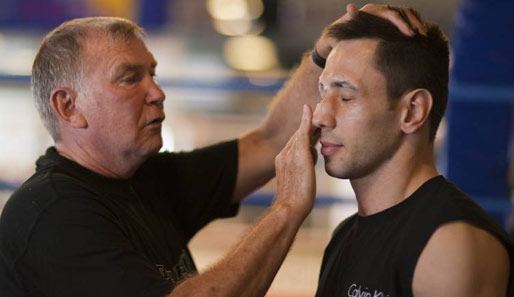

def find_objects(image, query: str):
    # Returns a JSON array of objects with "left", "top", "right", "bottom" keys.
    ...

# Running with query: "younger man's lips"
[{"left": 320, "top": 141, "right": 343, "bottom": 156}]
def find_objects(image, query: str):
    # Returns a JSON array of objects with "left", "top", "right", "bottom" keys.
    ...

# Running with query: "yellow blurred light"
[
  {"left": 212, "top": 19, "right": 265, "bottom": 36},
  {"left": 245, "top": 0, "right": 264, "bottom": 19},
  {"left": 223, "top": 35, "right": 279, "bottom": 71},
  {"left": 214, "top": 19, "right": 251, "bottom": 36},
  {"left": 87, "top": 0, "right": 135, "bottom": 18},
  {"left": 206, "top": 0, "right": 264, "bottom": 21}
]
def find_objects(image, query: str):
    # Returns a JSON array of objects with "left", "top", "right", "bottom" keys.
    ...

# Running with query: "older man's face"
[
  {"left": 77, "top": 33, "right": 166, "bottom": 161},
  {"left": 313, "top": 39, "right": 402, "bottom": 180}
]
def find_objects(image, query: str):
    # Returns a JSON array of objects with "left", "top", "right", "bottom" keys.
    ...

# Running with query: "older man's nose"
[{"left": 147, "top": 79, "right": 166, "bottom": 106}]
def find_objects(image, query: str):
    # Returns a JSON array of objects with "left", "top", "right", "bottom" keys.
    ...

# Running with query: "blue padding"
[
  {"left": 0, "top": 73, "right": 285, "bottom": 93},
  {"left": 139, "top": 0, "right": 168, "bottom": 29},
  {"left": 447, "top": 0, "right": 514, "bottom": 224},
  {"left": 446, "top": 100, "right": 512, "bottom": 198},
  {"left": 1, "top": 181, "right": 512, "bottom": 216},
  {"left": 241, "top": 192, "right": 514, "bottom": 217},
  {"left": 474, "top": 197, "right": 514, "bottom": 215},
  {"left": 242, "top": 192, "right": 355, "bottom": 208},
  {"left": 451, "top": 0, "right": 514, "bottom": 85},
  {"left": 0, "top": 181, "right": 19, "bottom": 191},
  {"left": 0, "top": 0, "right": 87, "bottom": 29},
  {"left": 0, "top": 74, "right": 31, "bottom": 84},
  {"left": 157, "top": 77, "right": 284, "bottom": 93},
  {"left": 449, "top": 82, "right": 514, "bottom": 103}
]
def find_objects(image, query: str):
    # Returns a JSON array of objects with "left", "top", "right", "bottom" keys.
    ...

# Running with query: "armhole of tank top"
[
  {"left": 404, "top": 217, "right": 461, "bottom": 296},
  {"left": 406, "top": 217, "right": 512, "bottom": 296}
]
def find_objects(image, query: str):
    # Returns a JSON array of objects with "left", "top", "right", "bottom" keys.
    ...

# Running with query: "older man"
[
  {"left": 0, "top": 4, "right": 418, "bottom": 297},
  {"left": 313, "top": 8, "right": 513, "bottom": 297}
]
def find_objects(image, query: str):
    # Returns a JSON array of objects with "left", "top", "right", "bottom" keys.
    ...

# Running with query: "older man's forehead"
[
  {"left": 82, "top": 29, "right": 147, "bottom": 51},
  {"left": 81, "top": 32, "right": 155, "bottom": 71}
]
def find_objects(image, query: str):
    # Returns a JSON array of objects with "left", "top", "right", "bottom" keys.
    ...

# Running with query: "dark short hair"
[
  {"left": 32, "top": 17, "right": 145, "bottom": 140},
  {"left": 326, "top": 9, "right": 449, "bottom": 141}
]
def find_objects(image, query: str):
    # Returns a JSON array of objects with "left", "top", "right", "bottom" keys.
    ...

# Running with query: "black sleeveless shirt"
[{"left": 315, "top": 176, "right": 514, "bottom": 297}]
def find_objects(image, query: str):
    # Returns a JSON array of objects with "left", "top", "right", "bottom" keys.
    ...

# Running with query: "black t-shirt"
[
  {"left": 315, "top": 176, "right": 514, "bottom": 297},
  {"left": 0, "top": 140, "right": 239, "bottom": 297}
]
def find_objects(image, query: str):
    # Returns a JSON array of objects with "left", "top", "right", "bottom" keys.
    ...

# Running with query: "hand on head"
[{"left": 315, "top": 3, "right": 428, "bottom": 59}]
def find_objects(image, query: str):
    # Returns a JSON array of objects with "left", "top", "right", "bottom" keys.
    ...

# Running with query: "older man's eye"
[
  {"left": 341, "top": 97, "right": 352, "bottom": 102},
  {"left": 122, "top": 73, "right": 143, "bottom": 84}
]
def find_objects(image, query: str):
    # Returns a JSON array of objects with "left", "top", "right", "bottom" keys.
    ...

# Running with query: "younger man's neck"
[{"left": 351, "top": 145, "right": 439, "bottom": 217}]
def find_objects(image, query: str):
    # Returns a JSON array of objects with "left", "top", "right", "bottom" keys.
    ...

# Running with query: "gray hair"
[{"left": 31, "top": 17, "right": 145, "bottom": 140}]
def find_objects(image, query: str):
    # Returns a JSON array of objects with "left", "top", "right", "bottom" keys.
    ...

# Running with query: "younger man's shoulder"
[{"left": 412, "top": 221, "right": 511, "bottom": 297}]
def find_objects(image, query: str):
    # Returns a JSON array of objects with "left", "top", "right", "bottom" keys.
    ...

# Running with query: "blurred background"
[{"left": 0, "top": 0, "right": 513, "bottom": 296}]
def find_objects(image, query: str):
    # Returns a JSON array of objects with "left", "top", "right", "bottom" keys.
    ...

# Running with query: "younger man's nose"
[{"left": 313, "top": 101, "right": 335, "bottom": 129}]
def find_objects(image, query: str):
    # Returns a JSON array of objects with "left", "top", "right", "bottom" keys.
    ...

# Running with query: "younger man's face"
[{"left": 314, "top": 39, "right": 403, "bottom": 180}]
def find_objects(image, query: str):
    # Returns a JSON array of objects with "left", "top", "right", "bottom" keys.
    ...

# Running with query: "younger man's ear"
[
  {"left": 50, "top": 87, "right": 87, "bottom": 129},
  {"left": 399, "top": 88, "right": 433, "bottom": 135}
]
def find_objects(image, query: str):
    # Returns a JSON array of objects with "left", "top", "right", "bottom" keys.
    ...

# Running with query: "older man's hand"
[
  {"left": 273, "top": 105, "right": 318, "bottom": 224},
  {"left": 315, "top": 3, "right": 428, "bottom": 59}
]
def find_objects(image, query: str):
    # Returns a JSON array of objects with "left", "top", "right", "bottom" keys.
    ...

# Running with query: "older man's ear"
[{"left": 50, "top": 87, "right": 87, "bottom": 129}]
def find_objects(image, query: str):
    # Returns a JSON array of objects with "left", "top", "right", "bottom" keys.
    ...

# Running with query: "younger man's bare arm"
[{"left": 413, "top": 221, "right": 510, "bottom": 297}]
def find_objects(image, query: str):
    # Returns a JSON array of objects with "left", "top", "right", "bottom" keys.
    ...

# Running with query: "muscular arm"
[
  {"left": 412, "top": 222, "right": 510, "bottom": 297},
  {"left": 169, "top": 205, "right": 301, "bottom": 297},
  {"left": 234, "top": 54, "right": 322, "bottom": 201},
  {"left": 167, "top": 106, "right": 317, "bottom": 297}
]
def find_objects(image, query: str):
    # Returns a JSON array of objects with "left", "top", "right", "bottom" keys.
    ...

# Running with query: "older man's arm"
[
  {"left": 167, "top": 105, "right": 317, "bottom": 297},
  {"left": 232, "top": 3, "right": 425, "bottom": 202}
]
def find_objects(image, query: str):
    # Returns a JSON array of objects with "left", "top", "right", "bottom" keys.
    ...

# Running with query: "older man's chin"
[{"left": 134, "top": 134, "right": 164, "bottom": 159}]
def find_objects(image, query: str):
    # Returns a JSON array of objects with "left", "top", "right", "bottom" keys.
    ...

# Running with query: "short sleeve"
[
  {"left": 17, "top": 197, "right": 173, "bottom": 297},
  {"left": 135, "top": 140, "right": 239, "bottom": 241}
]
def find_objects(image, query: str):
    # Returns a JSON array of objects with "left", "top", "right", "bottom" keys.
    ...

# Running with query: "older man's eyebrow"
[
  {"left": 112, "top": 63, "right": 144, "bottom": 80},
  {"left": 112, "top": 61, "right": 158, "bottom": 81}
]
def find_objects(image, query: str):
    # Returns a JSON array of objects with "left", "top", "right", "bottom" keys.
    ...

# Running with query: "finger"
[
  {"left": 382, "top": 9, "right": 415, "bottom": 36},
  {"left": 311, "top": 127, "right": 321, "bottom": 146},
  {"left": 346, "top": 3, "right": 358, "bottom": 19},
  {"left": 316, "top": 3, "right": 356, "bottom": 58},
  {"left": 361, "top": 5, "right": 414, "bottom": 36},
  {"left": 390, "top": 6, "right": 426, "bottom": 36},
  {"left": 311, "top": 146, "right": 318, "bottom": 165},
  {"left": 297, "top": 104, "right": 314, "bottom": 148},
  {"left": 285, "top": 133, "right": 297, "bottom": 159},
  {"left": 337, "top": 3, "right": 357, "bottom": 23},
  {"left": 276, "top": 129, "right": 297, "bottom": 165},
  {"left": 404, "top": 8, "right": 427, "bottom": 36},
  {"left": 282, "top": 130, "right": 297, "bottom": 155}
]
